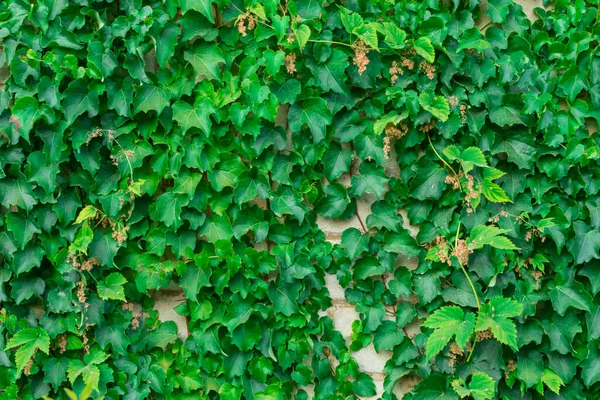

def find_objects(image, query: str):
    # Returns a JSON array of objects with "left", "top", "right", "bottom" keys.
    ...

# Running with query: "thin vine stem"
[
  {"left": 454, "top": 221, "right": 481, "bottom": 362},
  {"left": 307, "top": 39, "right": 354, "bottom": 47},
  {"left": 427, "top": 134, "right": 458, "bottom": 176}
]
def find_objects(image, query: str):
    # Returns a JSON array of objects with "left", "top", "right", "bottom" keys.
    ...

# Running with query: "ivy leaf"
[
  {"left": 475, "top": 297, "right": 522, "bottom": 350},
  {"left": 10, "top": 96, "right": 41, "bottom": 142},
  {"left": 154, "top": 192, "right": 190, "bottom": 229},
  {"left": 180, "top": 256, "right": 212, "bottom": 301},
  {"left": 180, "top": 0, "right": 215, "bottom": 23},
  {"left": 271, "top": 188, "right": 308, "bottom": 223},
  {"left": 410, "top": 165, "right": 447, "bottom": 201},
  {"left": 268, "top": 282, "right": 300, "bottom": 316},
  {"left": 341, "top": 228, "right": 369, "bottom": 259},
  {"left": 133, "top": 84, "right": 170, "bottom": 115},
  {"left": 184, "top": 43, "right": 225, "bottom": 82},
  {"left": 492, "top": 136, "right": 537, "bottom": 169},
  {"left": 457, "top": 28, "right": 491, "bottom": 52},
  {"left": 378, "top": 22, "right": 406, "bottom": 49},
  {"left": 295, "top": 25, "right": 311, "bottom": 49},
  {"left": 10, "top": 277, "right": 45, "bottom": 305},
  {"left": 414, "top": 37, "right": 435, "bottom": 63},
  {"left": 373, "top": 320, "right": 404, "bottom": 352},
  {"left": 568, "top": 221, "right": 600, "bottom": 264},
  {"left": 489, "top": 105, "right": 528, "bottom": 126},
  {"left": 148, "top": 321, "right": 179, "bottom": 350},
  {"left": 384, "top": 231, "right": 422, "bottom": 259},
  {"left": 62, "top": 79, "right": 101, "bottom": 125},
  {"left": 541, "top": 312, "right": 582, "bottom": 355},
  {"left": 6, "top": 213, "right": 40, "bottom": 250},
  {"left": 172, "top": 99, "right": 215, "bottom": 135},
  {"left": 419, "top": 92, "right": 450, "bottom": 121},
  {"left": 5, "top": 327, "right": 50, "bottom": 375},
  {"left": 288, "top": 97, "right": 332, "bottom": 143},
  {"left": 548, "top": 271, "right": 593, "bottom": 315},
  {"left": 306, "top": 49, "right": 349, "bottom": 94},
  {"left": 582, "top": 343, "right": 600, "bottom": 388},
  {"left": 43, "top": 357, "right": 69, "bottom": 390},
  {"left": 517, "top": 350, "right": 544, "bottom": 389},
  {"left": 199, "top": 214, "right": 234, "bottom": 242},
  {"left": 467, "top": 225, "right": 518, "bottom": 251},
  {"left": 89, "top": 231, "right": 119, "bottom": 267},
  {"left": 451, "top": 372, "right": 495, "bottom": 400},
  {"left": 322, "top": 143, "right": 352, "bottom": 181},
  {"left": 412, "top": 374, "right": 459, "bottom": 400},
  {"left": 350, "top": 160, "right": 388, "bottom": 199},
  {"left": 486, "top": 0, "right": 512, "bottom": 23},
  {"left": 0, "top": 177, "right": 37, "bottom": 212},
  {"left": 353, "top": 373, "right": 376, "bottom": 397},
  {"left": 97, "top": 272, "right": 127, "bottom": 301},
  {"left": 423, "top": 306, "right": 476, "bottom": 359},
  {"left": 231, "top": 321, "right": 262, "bottom": 352}
]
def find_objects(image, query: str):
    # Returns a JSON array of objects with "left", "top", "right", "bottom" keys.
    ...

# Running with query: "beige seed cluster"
[
  {"left": 353, "top": 40, "right": 370, "bottom": 75},
  {"left": 284, "top": 53, "right": 296, "bottom": 74},
  {"left": 237, "top": 12, "right": 257, "bottom": 37}
]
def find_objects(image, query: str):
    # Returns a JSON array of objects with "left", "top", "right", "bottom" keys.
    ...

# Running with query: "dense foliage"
[{"left": 1, "top": 0, "right": 599, "bottom": 399}]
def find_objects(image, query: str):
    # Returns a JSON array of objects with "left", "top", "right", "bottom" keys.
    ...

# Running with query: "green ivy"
[{"left": 1, "top": 0, "right": 599, "bottom": 399}]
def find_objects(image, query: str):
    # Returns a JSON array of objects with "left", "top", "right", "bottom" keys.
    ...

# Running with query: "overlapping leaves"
[{"left": 1, "top": 0, "right": 599, "bottom": 399}]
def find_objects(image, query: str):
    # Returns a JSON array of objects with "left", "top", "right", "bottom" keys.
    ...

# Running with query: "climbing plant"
[{"left": 1, "top": 0, "right": 599, "bottom": 399}]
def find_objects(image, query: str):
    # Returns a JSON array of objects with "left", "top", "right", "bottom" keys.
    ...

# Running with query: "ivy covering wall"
[{"left": 1, "top": 0, "right": 600, "bottom": 399}]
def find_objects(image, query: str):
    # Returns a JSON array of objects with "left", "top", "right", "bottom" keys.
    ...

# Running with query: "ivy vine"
[{"left": 1, "top": 0, "right": 600, "bottom": 399}]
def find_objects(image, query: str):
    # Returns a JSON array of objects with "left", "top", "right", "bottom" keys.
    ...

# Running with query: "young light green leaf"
[
  {"left": 452, "top": 372, "right": 495, "bottom": 400},
  {"left": 5, "top": 327, "right": 50, "bottom": 375},
  {"left": 414, "top": 37, "right": 435, "bottom": 63},
  {"left": 97, "top": 272, "right": 127, "bottom": 301},
  {"left": 468, "top": 225, "right": 518, "bottom": 251},
  {"left": 419, "top": 93, "right": 450, "bottom": 121},
  {"left": 475, "top": 297, "right": 523, "bottom": 350},
  {"left": 423, "top": 306, "right": 476, "bottom": 359}
]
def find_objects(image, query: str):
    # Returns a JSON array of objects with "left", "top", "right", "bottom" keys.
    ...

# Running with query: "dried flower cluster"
[
  {"left": 505, "top": 359, "right": 517, "bottom": 379},
  {"left": 58, "top": 334, "right": 67, "bottom": 353},
  {"left": 353, "top": 40, "right": 370, "bottom": 75},
  {"left": 67, "top": 254, "right": 99, "bottom": 273},
  {"left": 445, "top": 173, "right": 461, "bottom": 190},
  {"left": 476, "top": 329, "right": 494, "bottom": 341},
  {"left": 419, "top": 60, "right": 436, "bottom": 79},
  {"left": 448, "top": 96, "right": 459, "bottom": 107},
  {"left": 401, "top": 58, "right": 415, "bottom": 70},
  {"left": 76, "top": 281, "right": 88, "bottom": 309},
  {"left": 389, "top": 60, "right": 404, "bottom": 83},
  {"left": 237, "top": 12, "right": 257, "bottom": 37},
  {"left": 383, "top": 123, "right": 408, "bottom": 159},
  {"left": 435, "top": 235, "right": 452, "bottom": 265},
  {"left": 464, "top": 174, "right": 479, "bottom": 213},
  {"left": 460, "top": 104, "right": 467, "bottom": 122},
  {"left": 419, "top": 122, "right": 435, "bottom": 132},
  {"left": 112, "top": 225, "right": 130, "bottom": 245},
  {"left": 448, "top": 342, "right": 464, "bottom": 368},
  {"left": 451, "top": 238, "right": 471, "bottom": 265},
  {"left": 284, "top": 53, "right": 296, "bottom": 74}
]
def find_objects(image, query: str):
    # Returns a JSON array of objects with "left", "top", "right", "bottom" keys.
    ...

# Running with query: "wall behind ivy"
[{"left": 1, "top": 0, "right": 600, "bottom": 400}]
